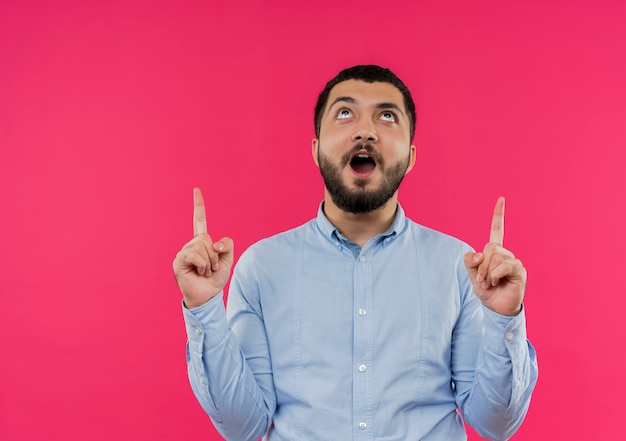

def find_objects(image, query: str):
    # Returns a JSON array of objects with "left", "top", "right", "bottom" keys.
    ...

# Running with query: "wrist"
[
  {"left": 183, "top": 295, "right": 216, "bottom": 310},
  {"left": 484, "top": 302, "right": 522, "bottom": 317}
]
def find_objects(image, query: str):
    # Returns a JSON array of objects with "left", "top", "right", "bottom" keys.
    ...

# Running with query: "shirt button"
[
  {"left": 335, "top": 241, "right": 340, "bottom": 247},
  {"left": 194, "top": 327, "right": 202, "bottom": 335},
  {"left": 359, "top": 255, "right": 367, "bottom": 262},
  {"left": 358, "top": 364, "right": 367, "bottom": 372},
  {"left": 358, "top": 308, "right": 367, "bottom": 316},
  {"left": 384, "top": 237, "right": 390, "bottom": 243},
  {"left": 505, "top": 332, "right": 514, "bottom": 341},
  {"left": 359, "top": 422, "right": 367, "bottom": 430}
]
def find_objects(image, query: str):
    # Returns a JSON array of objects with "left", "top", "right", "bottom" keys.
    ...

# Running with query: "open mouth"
[{"left": 350, "top": 152, "right": 377, "bottom": 177}]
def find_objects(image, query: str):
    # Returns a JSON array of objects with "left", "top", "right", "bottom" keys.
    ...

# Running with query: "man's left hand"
[{"left": 464, "top": 197, "right": 527, "bottom": 316}]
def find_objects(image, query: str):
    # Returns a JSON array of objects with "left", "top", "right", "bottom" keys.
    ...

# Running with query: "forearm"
[
  {"left": 183, "top": 293, "right": 274, "bottom": 441},
  {"left": 459, "top": 307, "right": 538, "bottom": 440}
]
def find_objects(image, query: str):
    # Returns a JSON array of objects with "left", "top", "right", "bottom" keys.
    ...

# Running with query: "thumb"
[
  {"left": 214, "top": 237, "right": 235, "bottom": 266},
  {"left": 463, "top": 251, "right": 482, "bottom": 276}
]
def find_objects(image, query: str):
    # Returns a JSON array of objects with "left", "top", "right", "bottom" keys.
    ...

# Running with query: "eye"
[
  {"left": 380, "top": 111, "right": 396, "bottom": 122},
  {"left": 337, "top": 109, "right": 353, "bottom": 119}
]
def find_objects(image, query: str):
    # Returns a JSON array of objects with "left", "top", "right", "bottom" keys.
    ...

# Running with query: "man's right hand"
[{"left": 173, "top": 188, "right": 234, "bottom": 309}]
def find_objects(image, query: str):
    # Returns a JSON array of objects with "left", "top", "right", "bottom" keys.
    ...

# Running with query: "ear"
[
  {"left": 312, "top": 138, "right": 320, "bottom": 167},
  {"left": 405, "top": 144, "right": 417, "bottom": 175}
]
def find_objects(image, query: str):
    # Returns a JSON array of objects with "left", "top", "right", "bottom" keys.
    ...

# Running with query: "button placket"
[{"left": 353, "top": 250, "right": 373, "bottom": 438}]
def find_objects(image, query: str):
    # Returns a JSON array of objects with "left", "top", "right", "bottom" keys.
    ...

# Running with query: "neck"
[{"left": 323, "top": 191, "right": 398, "bottom": 248}]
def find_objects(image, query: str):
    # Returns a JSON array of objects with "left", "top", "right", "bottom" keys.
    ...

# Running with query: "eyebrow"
[{"left": 328, "top": 96, "right": 405, "bottom": 116}]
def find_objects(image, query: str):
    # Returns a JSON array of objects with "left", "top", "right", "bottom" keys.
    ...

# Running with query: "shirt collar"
[{"left": 315, "top": 201, "right": 407, "bottom": 245}]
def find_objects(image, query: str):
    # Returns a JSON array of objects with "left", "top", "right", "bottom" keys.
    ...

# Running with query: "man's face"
[{"left": 312, "top": 79, "right": 416, "bottom": 214}]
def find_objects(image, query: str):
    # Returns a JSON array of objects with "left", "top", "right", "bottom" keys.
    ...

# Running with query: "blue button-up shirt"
[{"left": 183, "top": 203, "right": 538, "bottom": 441}]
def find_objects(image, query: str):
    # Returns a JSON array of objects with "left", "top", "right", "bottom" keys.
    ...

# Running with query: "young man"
[{"left": 173, "top": 65, "right": 538, "bottom": 441}]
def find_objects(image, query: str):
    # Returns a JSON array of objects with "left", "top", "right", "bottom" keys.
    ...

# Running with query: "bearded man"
[{"left": 173, "top": 65, "right": 538, "bottom": 441}]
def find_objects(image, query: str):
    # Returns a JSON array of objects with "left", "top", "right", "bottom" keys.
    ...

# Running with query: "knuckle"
[
  {"left": 491, "top": 254, "right": 502, "bottom": 265},
  {"left": 175, "top": 249, "right": 189, "bottom": 264}
]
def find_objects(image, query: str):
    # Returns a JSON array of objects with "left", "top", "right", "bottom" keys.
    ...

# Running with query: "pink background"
[{"left": 1, "top": 0, "right": 625, "bottom": 439}]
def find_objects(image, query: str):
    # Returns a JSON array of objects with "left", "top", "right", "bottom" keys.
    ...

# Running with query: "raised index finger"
[
  {"left": 193, "top": 187, "right": 207, "bottom": 236},
  {"left": 489, "top": 196, "right": 505, "bottom": 246}
]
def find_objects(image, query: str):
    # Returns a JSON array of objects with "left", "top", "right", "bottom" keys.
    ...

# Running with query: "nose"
[{"left": 351, "top": 119, "right": 378, "bottom": 143}]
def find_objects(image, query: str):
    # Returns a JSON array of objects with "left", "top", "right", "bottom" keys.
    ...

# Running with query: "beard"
[{"left": 317, "top": 143, "right": 411, "bottom": 214}]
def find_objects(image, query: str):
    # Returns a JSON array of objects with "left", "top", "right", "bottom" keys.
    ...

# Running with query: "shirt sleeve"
[
  {"left": 183, "top": 288, "right": 276, "bottom": 441},
  {"left": 452, "top": 276, "right": 539, "bottom": 441}
]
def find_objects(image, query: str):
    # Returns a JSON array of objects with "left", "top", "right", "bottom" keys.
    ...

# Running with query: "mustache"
[{"left": 340, "top": 143, "right": 384, "bottom": 167}]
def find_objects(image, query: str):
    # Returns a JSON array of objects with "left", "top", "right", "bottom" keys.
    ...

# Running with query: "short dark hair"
[{"left": 314, "top": 65, "right": 416, "bottom": 141}]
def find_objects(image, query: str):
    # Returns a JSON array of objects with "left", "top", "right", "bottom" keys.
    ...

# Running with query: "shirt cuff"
[
  {"left": 481, "top": 304, "right": 528, "bottom": 357},
  {"left": 182, "top": 292, "right": 229, "bottom": 346}
]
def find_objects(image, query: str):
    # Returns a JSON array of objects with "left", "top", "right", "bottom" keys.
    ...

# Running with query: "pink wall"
[{"left": 1, "top": 0, "right": 625, "bottom": 439}]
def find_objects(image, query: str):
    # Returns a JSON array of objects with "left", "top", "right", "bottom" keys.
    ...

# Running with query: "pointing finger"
[
  {"left": 193, "top": 187, "right": 207, "bottom": 236},
  {"left": 489, "top": 196, "right": 505, "bottom": 246}
]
